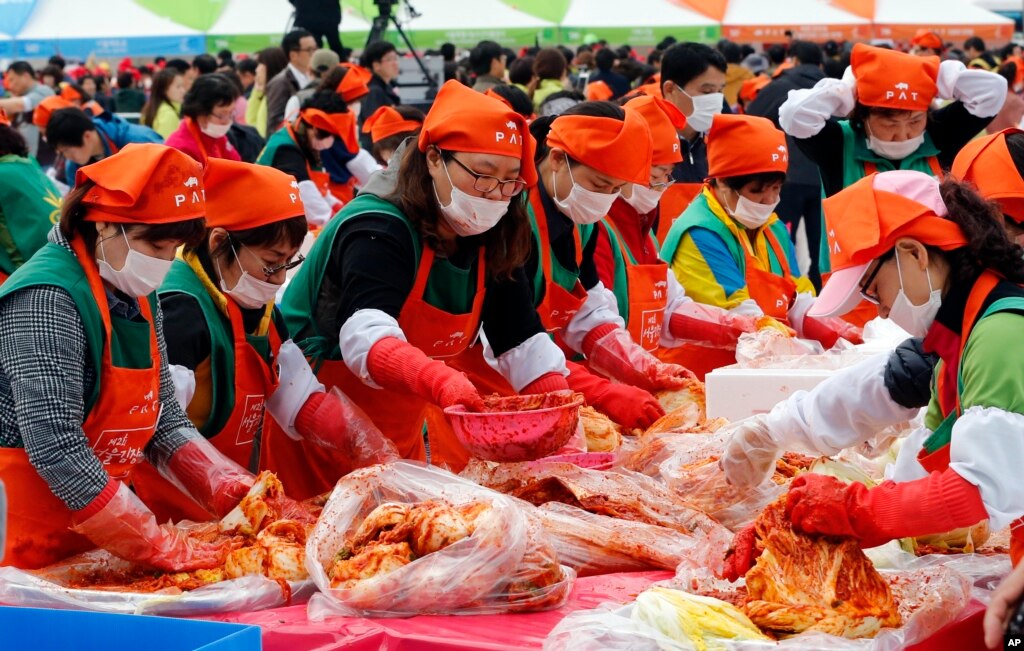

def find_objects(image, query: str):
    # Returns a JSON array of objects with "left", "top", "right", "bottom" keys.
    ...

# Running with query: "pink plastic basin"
[{"left": 444, "top": 391, "right": 585, "bottom": 462}]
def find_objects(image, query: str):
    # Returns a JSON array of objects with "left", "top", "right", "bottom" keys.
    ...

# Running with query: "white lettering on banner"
[
  {"left": 641, "top": 311, "right": 661, "bottom": 350},
  {"left": 93, "top": 427, "right": 152, "bottom": 475},
  {"left": 235, "top": 394, "right": 266, "bottom": 445}
]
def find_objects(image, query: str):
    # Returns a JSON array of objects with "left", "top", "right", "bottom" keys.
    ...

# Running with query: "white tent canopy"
[
  {"left": 723, "top": 0, "right": 867, "bottom": 27},
  {"left": 873, "top": 0, "right": 1014, "bottom": 26},
  {"left": 969, "top": 0, "right": 1022, "bottom": 11},
  {"left": 561, "top": 0, "right": 716, "bottom": 28},
  {"left": 394, "top": 0, "right": 552, "bottom": 31},
  {"left": 18, "top": 0, "right": 200, "bottom": 39},
  {"left": 208, "top": 0, "right": 371, "bottom": 36}
]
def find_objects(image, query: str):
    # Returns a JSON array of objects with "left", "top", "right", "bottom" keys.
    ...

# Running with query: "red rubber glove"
[
  {"left": 367, "top": 336, "right": 484, "bottom": 411},
  {"left": 668, "top": 303, "right": 757, "bottom": 348},
  {"left": 785, "top": 471, "right": 989, "bottom": 549},
  {"left": 70, "top": 480, "right": 228, "bottom": 571},
  {"left": 521, "top": 372, "right": 571, "bottom": 395},
  {"left": 583, "top": 324, "right": 697, "bottom": 392},
  {"left": 163, "top": 437, "right": 254, "bottom": 517},
  {"left": 295, "top": 388, "right": 400, "bottom": 466},
  {"left": 566, "top": 361, "right": 664, "bottom": 430},
  {"left": 722, "top": 523, "right": 758, "bottom": 582},
  {"left": 801, "top": 316, "right": 864, "bottom": 349}
]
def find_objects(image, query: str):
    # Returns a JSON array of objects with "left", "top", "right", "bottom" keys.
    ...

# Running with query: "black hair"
[
  {"left": 370, "top": 105, "right": 424, "bottom": 164},
  {"left": 192, "top": 53, "right": 219, "bottom": 76},
  {"left": 964, "top": 36, "right": 986, "bottom": 53},
  {"left": 155, "top": 56, "right": 167, "bottom": 65},
  {"left": 139, "top": 65, "right": 154, "bottom": 76},
  {"left": 487, "top": 84, "right": 533, "bottom": 118},
  {"left": 165, "top": 58, "right": 190, "bottom": 75},
  {"left": 237, "top": 58, "right": 258, "bottom": 76},
  {"left": 789, "top": 40, "right": 823, "bottom": 67},
  {"left": 660, "top": 42, "right": 727, "bottom": 90},
  {"left": 740, "top": 45, "right": 755, "bottom": 59},
  {"left": 440, "top": 42, "right": 456, "bottom": 62},
  {"left": 558, "top": 46, "right": 575, "bottom": 67},
  {"left": 1000, "top": 43, "right": 1018, "bottom": 61},
  {"left": 509, "top": 56, "right": 535, "bottom": 86},
  {"left": 181, "top": 73, "right": 239, "bottom": 119},
  {"left": 257, "top": 47, "right": 289, "bottom": 83},
  {"left": 141, "top": 68, "right": 182, "bottom": 128},
  {"left": 503, "top": 48, "right": 517, "bottom": 66},
  {"left": 116, "top": 71, "right": 135, "bottom": 90},
  {"left": 998, "top": 61, "right": 1017, "bottom": 88},
  {"left": 60, "top": 181, "right": 206, "bottom": 251},
  {"left": 282, "top": 29, "right": 313, "bottom": 54},
  {"left": 823, "top": 58, "right": 846, "bottom": 79},
  {"left": 533, "top": 47, "right": 567, "bottom": 81},
  {"left": 45, "top": 108, "right": 96, "bottom": 147},
  {"left": 532, "top": 100, "right": 624, "bottom": 163},
  {"left": 721, "top": 42, "right": 743, "bottom": 65},
  {"left": 766, "top": 45, "right": 787, "bottom": 65},
  {"left": 204, "top": 216, "right": 308, "bottom": 265},
  {"left": 296, "top": 90, "right": 349, "bottom": 166},
  {"left": 360, "top": 41, "right": 397, "bottom": 68},
  {"left": 469, "top": 40, "right": 503, "bottom": 77},
  {"left": 0, "top": 124, "right": 28, "bottom": 157},
  {"left": 823, "top": 40, "right": 839, "bottom": 58},
  {"left": 48, "top": 55, "right": 66, "bottom": 70},
  {"left": 712, "top": 171, "right": 788, "bottom": 191},
  {"left": 647, "top": 49, "right": 663, "bottom": 66},
  {"left": 656, "top": 36, "right": 677, "bottom": 51},
  {"left": 937, "top": 177, "right": 1024, "bottom": 285},
  {"left": 221, "top": 70, "right": 245, "bottom": 95},
  {"left": 217, "top": 49, "right": 234, "bottom": 64},
  {"left": 39, "top": 64, "right": 63, "bottom": 85},
  {"left": 6, "top": 61, "right": 33, "bottom": 77},
  {"left": 318, "top": 65, "right": 347, "bottom": 92},
  {"left": 595, "top": 48, "right": 616, "bottom": 72}
]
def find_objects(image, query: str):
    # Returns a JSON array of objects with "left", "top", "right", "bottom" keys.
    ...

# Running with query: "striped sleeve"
[{"left": 669, "top": 227, "right": 750, "bottom": 309}]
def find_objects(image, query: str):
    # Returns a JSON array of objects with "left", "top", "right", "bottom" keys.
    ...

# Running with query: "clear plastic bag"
[
  {"left": 533, "top": 501, "right": 732, "bottom": 577},
  {"left": 735, "top": 329, "right": 825, "bottom": 368},
  {"left": 545, "top": 601, "right": 699, "bottom": 651},
  {"left": 305, "top": 461, "right": 574, "bottom": 618},
  {"left": 0, "top": 549, "right": 314, "bottom": 616}
]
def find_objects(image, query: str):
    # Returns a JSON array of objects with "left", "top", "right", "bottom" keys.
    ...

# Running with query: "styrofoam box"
[{"left": 706, "top": 365, "right": 836, "bottom": 422}]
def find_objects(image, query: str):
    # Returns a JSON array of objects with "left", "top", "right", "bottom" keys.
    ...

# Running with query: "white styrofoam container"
[{"left": 705, "top": 365, "right": 835, "bottom": 421}]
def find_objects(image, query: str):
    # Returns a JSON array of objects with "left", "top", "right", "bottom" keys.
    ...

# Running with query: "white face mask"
[
  {"left": 624, "top": 183, "right": 663, "bottom": 215},
  {"left": 217, "top": 245, "right": 281, "bottom": 309},
  {"left": 681, "top": 89, "right": 723, "bottom": 133},
  {"left": 200, "top": 120, "right": 232, "bottom": 138},
  {"left": 96, "top": 226, "right": 173, "bottom": 297},
  {"left": 348, "top": 101, "right": 362, "bottom": 119},
  {"left": 434, "top": 162, "right": 509, "bottom": 237},
  {"left": 727, "top": 193, "right": 779, "bottom": 229},
  {"left": 887, "top": 251, "right": 942, "bottom": 337},
  {"left": 552, "top": 164, "right": 619, "bottom": 225},
  {"left": 311, "top": 134, "right": 335, "bottom": 151},
  {"left": 866, "top": 133, "right": 925, "bottom": 160}
]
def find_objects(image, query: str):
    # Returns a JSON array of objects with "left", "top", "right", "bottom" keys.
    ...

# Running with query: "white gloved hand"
[
  {"left": 952, "top": 68, "right": 1007, "bottom": 118},
  {"left": 787, "top": 291, "right": 816, "bottom": 339},
  {"left": 168, "top": 364, "right": 196, "bottom": 411},
  {"left": 345, "top": 149, "right": 383, "bottom": 187},
  {"left": 297, "top": 179, "right": 333, "bottom": 227},
  {"left": 720, "top": 414, "right": 782, "bottom": 488},
  {"left": 265, "top": 339, "right": 325, "bottom": 439},
  {"left": 779, "top": 77, "right": 856, "bottom": 139}
]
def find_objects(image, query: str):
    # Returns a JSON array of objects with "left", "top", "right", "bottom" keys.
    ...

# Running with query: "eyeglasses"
[
  {"left": 650, "top": 178, "right": 676, "bottom": 191},
  {"left": 858, "top": 249, "right": 895, "bottom": 304},
  {"left": 446, "top": 154, "right": 528, "bottom": 198},
  {"left": 237, "top": 241, "right": 305, "bottom": 278}
]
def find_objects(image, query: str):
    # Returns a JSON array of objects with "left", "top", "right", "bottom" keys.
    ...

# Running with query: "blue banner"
[
  {"left": 15, "top": 34, "right": 206, "bottom": 59},
  {"left": 0, "top": 0, "right": 38, "bottom": 37}
]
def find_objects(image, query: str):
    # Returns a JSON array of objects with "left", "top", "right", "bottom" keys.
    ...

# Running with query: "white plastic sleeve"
[
  {"left": 265, "top": 339, "right": 326, "bottom": 439},
  {"left": 482, "top": 331, "right": 568, "bottom": 392},
  {"left": 659, "top": 268, "right": 694, "bottom": 347},
  {"left": 346, "top": 149, "right": 383, "bottom": 187},
  {"left": 949, "top": 406, "right": 1024, "bottom": 530},
  {"left": 338, "top": 308, "right": 406, "bottom": 390},
  {"left": 298, "top": 179, "right": 333, "bottom": 227},
  {"left": 561, "top": 281, "right": 626, "bottom": 355}
]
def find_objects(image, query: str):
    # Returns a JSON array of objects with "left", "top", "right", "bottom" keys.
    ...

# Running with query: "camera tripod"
[{"left": 366, "top": 0, "right": 438, "bottom": 95}]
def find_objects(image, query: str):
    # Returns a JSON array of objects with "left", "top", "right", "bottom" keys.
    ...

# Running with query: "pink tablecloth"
[{"left": 200, "top": 571, "right": 985, "bottom": 651}]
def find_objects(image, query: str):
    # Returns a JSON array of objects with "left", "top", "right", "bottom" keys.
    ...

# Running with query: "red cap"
[
  {"left": 546, "top": 109, "right": 653, "bottom": 185},
  {"left": 706, "top": 114, "right": 788, "bottom": 179},
  {"left": 337, "top": 64, "right": 372, "bottom": 103},
  {"left": 300, "top": 108, "right": 358, "bottom": 152},
  {"left": 624, "top": 95, "right": 686, "bottom": 166},
  {"left": 204, "top": 159, "right": 304, "bottom": 230},
  {"left": 361, "top": 106, "right": 422, "bottom": 144},
  {"left": 851, "top": 43, "right": 939, "bottom": 112}
]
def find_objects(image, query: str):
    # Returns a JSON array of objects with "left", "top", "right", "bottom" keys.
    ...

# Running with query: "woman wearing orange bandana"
[
  {"left": 520, "top": 102, "right": 696, "bottom": 431},
  {"left": 721, "top": 170, "right": 1024, "bottom": 579},
  {"left": 661, "top": 114, "right": 860, "bottom": 369},
  {"left": 280, "top": 81, "right": 569, "bottom": 473},
  {"left": 778, "top": 43, "right": 1006, "bottom": 288},
  {"left": 257, "top": 90, "right": 358, "bottom": 228},
  {"left": 361, "top": 105, "right": 424, "bottom": 166},
  {"left": 0, "top": 144, "right": 258, "bottom": 570},
  {"left": 952, "top": 127, "right": 1024, "bottom": 246}
]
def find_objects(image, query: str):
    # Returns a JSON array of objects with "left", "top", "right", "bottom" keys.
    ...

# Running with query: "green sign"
[
  {"left": 134, "top": 0, "right": 227, "bottom": 31},
  {"left": 558, "top": 24, "right": 720, "bottom": 46}
]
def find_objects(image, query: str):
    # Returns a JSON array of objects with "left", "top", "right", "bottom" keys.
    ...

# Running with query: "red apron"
[
  {"left": 310, "top": 245, "right": 486, "bottom": 482},
  {"left": 132, "top": 300, "right": 283, "bottom": 521},
  {"left": 604, "top": 221, "right": 668, "bottom": 352},
  {"left": 912, "top": 271, "right": 1024, "bottom": 565},
  {"left": 185, "top": 117, "right": 209, "bottom": 167},
  {"left": 530, "top": 190, "right": 589, "bottom": 334},
  {"left": 1, "top": 237, "right": 162, "bottom": 568},
  {"left": 655, "top": 183, "right": 702, "bottom": 246}
]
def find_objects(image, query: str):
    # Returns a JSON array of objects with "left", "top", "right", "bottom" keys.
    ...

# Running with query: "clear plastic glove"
[
  {"left": 295, "top": 387, "right": 400, "bottom": 467},
  {"left": 719, "top": 414, "right": 782, "bottom": 488},
  {"left": 367, "top": 336, "right": 485, "bottom": 411},
  {"left": 159, "top": 436, "right": 254, "bottom": 518},
  {"left": 667, "top": 302, "right": 757, "bottom": 348},
  {"left": 566, "top": 361, "right": 664, "bottom": 430},
  {"left": 801, "top": 315, "right": 864, "bottom": 349},
  {"left": 70, "top": 482, "right": 228, "bottom": 572},
  {"left": 584, "top": 326, "right": 697, "bottom": 392}
]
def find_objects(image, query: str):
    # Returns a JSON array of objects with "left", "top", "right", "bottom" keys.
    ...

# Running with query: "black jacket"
[
  {"left": 290, "top": 0, "right": 341, "bottom": 29},
  {"left": 746, "top": 64, "right": 826, "bottom": 187},
  {"left": 358, "top": 74, "right": 402, "bottom": 150}
]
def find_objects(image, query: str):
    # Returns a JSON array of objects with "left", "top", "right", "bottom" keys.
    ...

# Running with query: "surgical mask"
[
  {"left": 217, "top": 247, "right": 280, "bottom": 309},
  {"left": 97, "top": 226, "right": 173, "bottom": 297},
  {"left": 200, "top": 120, "right": 232, "bottom": 138},
  {"left": 311, "top": 134, "right": 335, "bottom": 151},
  {"left": 552, "top": 164, "right": 619, "bottom": 225},
  {"left": 624, "top": 183, "right": 663, "bottom": 214},
  {"left": 681, "top": 89, "right": 723, "bottom": 133},
  {"left": 866, "top": 133, "right": 925, "bottom": 160},
  {"left": 727, "top": 194, "right": 778, "bottom": 229},
  {"left": 434, "top": 162, "right": 509, "bottom": 237},
  {"left": 887, "top": 251, "right": 942, "bottom": 337}
]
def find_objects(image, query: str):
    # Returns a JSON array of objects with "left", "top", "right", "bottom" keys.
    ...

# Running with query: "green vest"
[
  {"left": 818, "top": 121, "right": 941, "bottom": 273},
  {"left": 279, "top": 193, "right": 479, "bottom": 364},
  {"left": 257, "top": 126, "right": 324, "bottom": 173},
  {"left": 600, "top": 219, "right": 664, "bottom": 325},
  {"left": 158, "top": 259, "right": 275, "bottom": 437},
  {"left": 0, "top": 241, "right": 156, "bottom": 413},
  {"left": 0, "top": 156, "right": 62, "bottom": 276},
  {"left": 527, "top": 201, "right": 595, "bottom": 305},
  {"left": 661, "top": 191, "right": 795, "bottom": 279}
]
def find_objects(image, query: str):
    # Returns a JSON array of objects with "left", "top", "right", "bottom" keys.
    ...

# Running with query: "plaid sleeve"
[
  {"left": 0, "top": 285, "right": 110, "bottom": 511},
  {"left": 143, "top": 298, "right": 200, "bottom": 467}
]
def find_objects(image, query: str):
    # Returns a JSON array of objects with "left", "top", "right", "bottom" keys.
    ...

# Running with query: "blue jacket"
[{"left": 66, "top": 114, "right": 163, "bottom": 183}]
